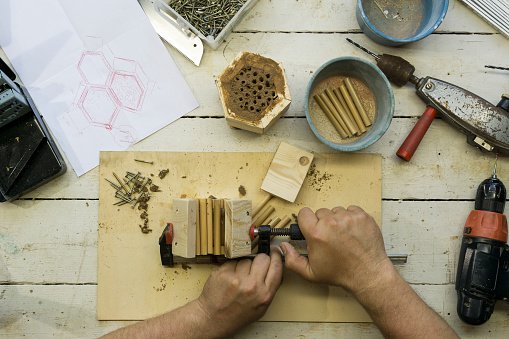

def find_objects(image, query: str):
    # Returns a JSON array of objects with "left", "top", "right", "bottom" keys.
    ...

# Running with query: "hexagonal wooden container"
[{"left": 216, "top": 52, "right": 291, "bottom": 134}]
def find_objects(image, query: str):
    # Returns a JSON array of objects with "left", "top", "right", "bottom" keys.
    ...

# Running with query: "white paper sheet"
[{"left": 0, "top": 0, "right": 199, "bottom": 176}]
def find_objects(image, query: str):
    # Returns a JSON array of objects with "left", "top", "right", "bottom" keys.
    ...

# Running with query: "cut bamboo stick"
[
  {"left": 269, "top": 217, "right": 281, "bottom": 227},
  {"left": 213, "top": 199, "right": 221, "bottom": 255},
  {"left": 339, "top": 83, "right": 367, "bottom": 133},
  {"left": 195, "top": 199, "right": 201, "bottom": 255},
  {"left": 199, "top": 199, "right": 207, "bottom": 255},
  {"left": 261, "top": 214, "right": 273, "bottom": 226},
  {"left": 206, "top": 198, "right": 213, "bottom": 254},
  {"left": 313, "top": 95, "right": 348, "bottom": 138},
  {"left": 333, "top": 88, "right": 359, "bottom": 131},
  {"left": 253, "top": 195, "right": 272, "bottom": 218},
  {"left": 319, "top": 93, "right": 352, "bottom": 137},
  {"left": 220, "top": 199, "right": 225, "bottom": 255},
  {"left": 325, "top": 88, "right": 359, "bottom": 136},
  {"left": 345, "top": 78, "right": 372, "bottom": 127},
  {"left": 252, "top": 205, "right": 275, "bottom": 227}
]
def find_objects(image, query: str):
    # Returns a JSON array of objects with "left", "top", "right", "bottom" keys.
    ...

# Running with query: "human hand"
[
  {"left": 280, "top": 206, "right": 394, "bottom": 296},
  {"left": 195, "top": 249, "right": 283, "bottom": 337}
]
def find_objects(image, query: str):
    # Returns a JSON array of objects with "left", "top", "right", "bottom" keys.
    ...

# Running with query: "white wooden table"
[{"left": 2, "top": 0, "right": 509, "bottom": 337}]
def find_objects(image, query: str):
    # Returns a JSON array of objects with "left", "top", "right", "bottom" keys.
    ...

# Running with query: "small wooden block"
[
  {"left": 261, "top": 142, "right": 314, "bottom": 202},
  {"left": 172, "top": 199, "right": 198, "bottom": 259},
  {"left": 224, "top": 199, "right": 252, "bottom": 259}
]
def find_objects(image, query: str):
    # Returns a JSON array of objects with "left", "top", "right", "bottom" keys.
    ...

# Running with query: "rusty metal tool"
[{"left": 347, "top": 38, "right": 509, "bottom": 161}]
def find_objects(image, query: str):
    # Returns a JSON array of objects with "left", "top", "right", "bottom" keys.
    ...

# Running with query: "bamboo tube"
[
  {"left": 253, "top": 195, "right": 272, "bottom": 218},
  {"left": 345, "top": 78, "right": 372, "bottom": 127},
  {"left": 199, "top": 199, "right": 207, "bottom": 255},
  {"left": 261, "top": 214, "right": 273, "bottom": 226},
  {"left": 339, "top": 83, "right": 367, "bottom": 133},
  {"left": 206, "top": 198, "right": 213, "bottom": 254},
  {"left": 333, "top": 88, "right": 358, "bottom": 130},
  {"left": 270, "top": 217, "right": 281, "bottom": 227},
  {"left": 252, "top": 205, "right": 275, "bottom": 227},
  {"left": 220, "top": 199, "right": 225, "bottom": 255},
  {"left": 319, "top": 93, "right": 352, "bottom": 137},
  {"left": 325, "top": 88, "right": 359, "bottom": 135},
  {"left": 313, "top": 95, "right": 348, "bottom": 138},
  {"left": 213, "top": 199, "right": 221, "bottom": 255},
  {"left": 196, "top": 199, "right": 201, "bottom": 255}
]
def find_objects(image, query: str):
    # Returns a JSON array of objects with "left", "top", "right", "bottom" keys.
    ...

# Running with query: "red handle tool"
[{"left": 397, "top": 106, "right": 437, "bottom": 161}]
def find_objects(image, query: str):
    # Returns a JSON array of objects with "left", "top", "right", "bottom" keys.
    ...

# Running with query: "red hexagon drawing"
[
  {"left": 77, "top": 52, "right": 112, "bottom": 86},
  {"left": 78, "top": 87, "right": 119, "bottom": 130},
  {"left": 109, "top": 71, "right": 146, "bottom": 111}
]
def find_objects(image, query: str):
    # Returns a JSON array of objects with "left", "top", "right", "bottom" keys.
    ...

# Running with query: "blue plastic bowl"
[
  {"left": 356, "top": 0, "right": 449, "bottom": 46},
  {"left": 305, "top": 57, "right": 394, "bottom": 152}
]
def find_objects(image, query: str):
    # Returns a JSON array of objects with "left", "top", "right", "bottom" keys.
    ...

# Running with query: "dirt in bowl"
[{"left": 308, "top": 76, "right": 376, "bottom": 145}]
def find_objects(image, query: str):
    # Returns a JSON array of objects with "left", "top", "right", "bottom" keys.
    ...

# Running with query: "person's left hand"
[{"left": 195, "top": 249, "right": 283, "bottom": 337}]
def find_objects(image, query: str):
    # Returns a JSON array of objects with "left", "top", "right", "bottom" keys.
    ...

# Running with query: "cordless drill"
[{"left": 455, "top": 162, "right": 509, "bottom": 325}]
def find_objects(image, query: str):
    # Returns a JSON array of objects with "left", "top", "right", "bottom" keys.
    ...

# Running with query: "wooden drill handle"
[{"left": 397, "top": 106, "right": 437, "bottom": 161}]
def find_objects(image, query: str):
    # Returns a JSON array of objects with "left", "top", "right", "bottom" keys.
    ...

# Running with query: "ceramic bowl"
[
  {"left": 305, "top": 57, "right": 394, "bottom": 152},
  {"left": 356, "top": 0, "right": 449, "bottom": 46}
]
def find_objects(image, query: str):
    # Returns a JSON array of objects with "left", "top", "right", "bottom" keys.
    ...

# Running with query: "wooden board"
[
  {"left": 261, "top": 142, "right": 314, "bottom": 202},
  {"left": 224, "top": 199, "right": 252, "bottom": 258},
  {"left": 97, "top": 151, "right": 381, "bottom": 321},
  {"left": 171, "top": 199, "right": 197, "bottom": 259}
]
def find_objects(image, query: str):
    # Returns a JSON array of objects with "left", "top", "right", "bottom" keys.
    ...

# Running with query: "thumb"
[{"left": 280, "top": 242, "right": 314, "bottom": 281}]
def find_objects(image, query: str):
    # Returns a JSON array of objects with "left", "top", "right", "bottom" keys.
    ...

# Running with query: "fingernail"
[{"left": 279, "top": 243, "right": 287, "bottom": 255}]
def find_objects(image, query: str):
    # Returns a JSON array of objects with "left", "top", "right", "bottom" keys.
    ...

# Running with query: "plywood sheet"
[{"left": 97, "top": 151, "right": 381, "bottom": 321}]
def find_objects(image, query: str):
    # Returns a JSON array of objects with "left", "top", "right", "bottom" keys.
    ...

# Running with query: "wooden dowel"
[
  {"left": 195, "top": 199, "right": 201, "bottom": 255},
  {"left": 333, "top": 88, "right": 358, "bottom": 130},
  {"left": 345, "top": 78, "right": 372, "bottom": 127},
  {"left": 252, "top": 205, "right": 275, "bottom": 227},
  {"left": 199, "top": 199, "right": 207, "bottom": 255},
  {"left": 325, "top": 88, "right": 359, "bottom": 136},
  {"left": 213, "top": 199, "right": 221, "bottom": 255},
  {"left": 313, "top": 95, "right": 348, "bottom": 138},
  {"left": 252, "top": 195, "right": 272, "bottom": 218},
  {"left": 339, "top": 83, "right": 367, "bottom": 133},
  {"left": 319, "top": 93, "right": 352, "bottom": 137}
]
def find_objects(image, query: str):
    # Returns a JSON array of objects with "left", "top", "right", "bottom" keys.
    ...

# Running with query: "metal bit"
[
  {"left": 493, "top": 154, "right": 499, "bottom": 178},
  {"left": 346, "top": 38, "right": 380, "bottom": 60},
  {"left": 485, "top": 65, "right": 509, "bottom": 71}
]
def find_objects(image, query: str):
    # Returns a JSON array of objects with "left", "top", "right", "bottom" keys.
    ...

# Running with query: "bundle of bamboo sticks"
[
  {"left": 196, "top": 198, "right": 225, "bottom": 256},
  {"left": 250, "top": 195, "right": 292, "bottom": 251},
  {"left": 314, "top": 78, "right": 372, "bottom": 139}
]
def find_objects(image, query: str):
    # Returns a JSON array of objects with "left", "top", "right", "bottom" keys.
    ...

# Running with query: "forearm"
[
  {"left": 354, "top": 259, "right": 458, "bottom": 339},
  {"left": 103, "top": 300, "right": 217, "bottom": 339}
]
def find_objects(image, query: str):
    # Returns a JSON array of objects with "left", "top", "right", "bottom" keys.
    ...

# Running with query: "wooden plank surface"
[
  {"left": 96, "top": 151, "right": 380, "bottom": 321},
  {"left": 2, "top": 0, "right": 509, "bottom": 336}
]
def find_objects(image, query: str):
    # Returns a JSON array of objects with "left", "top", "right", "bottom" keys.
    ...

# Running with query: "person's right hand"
[{"left": 280, "top": 205, "right": 394, "bottom": 296}]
